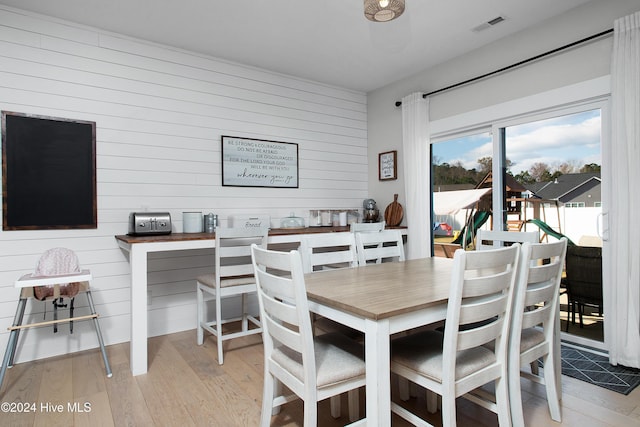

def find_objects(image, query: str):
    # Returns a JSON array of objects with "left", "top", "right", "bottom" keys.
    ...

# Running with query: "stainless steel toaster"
[{"left": 128, "top": 212, "right": 172, "bottom": 235}]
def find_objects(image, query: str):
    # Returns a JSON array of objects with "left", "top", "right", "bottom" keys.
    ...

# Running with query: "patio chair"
[{"left": 564, "top": 244, "right": 602, "bottom": 329}]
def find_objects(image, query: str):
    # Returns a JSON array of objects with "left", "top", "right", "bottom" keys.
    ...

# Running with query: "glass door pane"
[
  {"left": 431, "top": 131, "right": 492, "bottom": 257},
  {"left": 503, "top": 109, "right": 603, "bottom": 347}
]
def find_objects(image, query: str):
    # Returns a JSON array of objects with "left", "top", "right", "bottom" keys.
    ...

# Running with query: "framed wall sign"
[
  {"left": 378, "top": 150, "right": 397, "bottom": 181},
  {"left": 221, "top": 135, "right": 299, "bottom": 188},
  {"left": 2, "top": 111, "right": 97, "bottom": 230}
]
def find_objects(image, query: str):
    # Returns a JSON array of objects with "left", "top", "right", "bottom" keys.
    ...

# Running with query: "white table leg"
[
  {"left": 365, "top": 317, "right": 391, "bottom": 427},
  {"left": 130, "top": 244, "right": 148, "bottom": 375}
]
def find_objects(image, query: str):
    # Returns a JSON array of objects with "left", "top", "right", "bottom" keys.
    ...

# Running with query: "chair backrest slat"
[
  {"left": 464, "top": 271, "right": 514, "bottom": 297},
  {"left": 261, "top": 291, "right": 304, "bottom": 353},
  {"left": 458, "top": 317, "right": 505, "bottom": 351},
  {"left": 350, "top": 221, "right": 385, "bottom": 233},
  {"left": 444, "top": 245, "right": 519, "bottom": 357},
  {"left": 216, "top": 227, "right": 269, "bottom": 285},
  {"left": 299, "top": 233, "right": 357, "bottom": 273},
  {"left": 476, "top": 229, "right": 539, "bottom": 251},
  {"left": 355, "top": 229, "right": 405, "bottom": 265},
  {"left": 459, "top": 294, "right": 510, "bottom": 326},
  {"left": 511, "top": 238, "right": 568, "bottom": 353},
  {"left": 251, "top": 245, "right": 317, "bottom": 387},
  {"left": 218, "top": 264, "right": 254, "bottom": 277}
]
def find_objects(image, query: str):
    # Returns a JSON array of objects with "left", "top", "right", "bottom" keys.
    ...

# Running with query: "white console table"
[{"left": 116, "top": 226, "right": 407, "bottom": 375}]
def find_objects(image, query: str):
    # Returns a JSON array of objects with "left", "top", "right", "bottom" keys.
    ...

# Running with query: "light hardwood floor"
[{"left": 1, "top": 330, "right": 639, "bottom": 426}]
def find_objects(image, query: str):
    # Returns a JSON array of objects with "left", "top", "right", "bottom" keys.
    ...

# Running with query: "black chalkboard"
[{"left": 2, "top": 111, "right": 97, "bottom": 230}]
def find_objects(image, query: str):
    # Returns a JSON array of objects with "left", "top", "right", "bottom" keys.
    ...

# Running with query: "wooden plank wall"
[{"left": 0, "top": 6, "right": 368, "bottom": 363}]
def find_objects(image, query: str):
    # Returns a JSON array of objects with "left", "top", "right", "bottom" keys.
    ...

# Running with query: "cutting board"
[{"left": 384, "top": 194, "right": 404, "bottom": 226}]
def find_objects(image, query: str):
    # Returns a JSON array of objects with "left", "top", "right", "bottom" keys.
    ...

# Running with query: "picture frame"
[
  {"left": 221, "top": 135, "right": 299, "bottom": 188},
  {"left": 378, "top": 150, "right": 397, "bottom": 181}
]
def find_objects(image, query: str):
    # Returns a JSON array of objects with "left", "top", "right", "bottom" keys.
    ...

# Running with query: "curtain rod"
[{"left": 394, "top": 28, "right": 613, "bottom": 107}]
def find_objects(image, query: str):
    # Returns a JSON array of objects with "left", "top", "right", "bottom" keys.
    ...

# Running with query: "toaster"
[{"left": 128, "top": 212, "right": 172, "bottom": 235}]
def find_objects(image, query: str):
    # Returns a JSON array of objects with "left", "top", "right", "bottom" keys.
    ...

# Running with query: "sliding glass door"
[
  {"left": 431, "top": 102, "right": 607, "bottom": 350},
  {"left": 499, "top": 107, "right": 605, "bottom": 349}
]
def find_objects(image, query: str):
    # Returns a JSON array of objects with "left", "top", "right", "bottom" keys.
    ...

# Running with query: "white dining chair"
[
  {"left": 390, "top": 245, "right": 520, "bottom": 427},
  {"left": 196, "top": 226, "right": 268, "bottom": 365},
  {"left": 251, "top": 245, "right": 365, "bottom": 426},
  {"left": 0, "top": 248, "right": 112, "bottom": 393},
  {"left": 349, "top": 221, "right": 385, "bottom": 233},
  {"left": 298, "top": 233, "right": 362, "bottom": 339},
  {"left": 508, "top": 238, "right": 568, "bottom": 425},
  {"left": 476, "top": 229, "right": 539, "bottom": 250},
  {"left": 355, "top": 228, "right": 405, "bottom": 265},
  {"left": 404, "top": 228, "right": 533, "bottom": 412},
  {"left": 298, "top": 232, "right": 357, "bottom": 273}
]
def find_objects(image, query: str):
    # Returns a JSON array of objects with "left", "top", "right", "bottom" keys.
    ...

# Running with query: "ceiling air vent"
[{"left": 472, "top": 16, "right": 506, "bottom": 32}]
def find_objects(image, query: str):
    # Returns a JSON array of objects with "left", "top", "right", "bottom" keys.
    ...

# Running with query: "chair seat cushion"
[
  {"left": 197, "top": 273, "right": 256, "bottom": 288},
  {"left": 519, "top": 327, "right": 545, "bottom": 353},
  {"left": 31, "top": 247, "right": 86, "bottom": 300},
  {"left": 483, "top": 327, "right": 544, "bottom": 354},
  {"left": 21, "top": 281, "right": 90, "bottom": 300},
  {"left": 272, "top": 332, "right": 365, "bottom": 388},
  {"left": 392, "top": 330, "right": 496, "bottom": 382}
]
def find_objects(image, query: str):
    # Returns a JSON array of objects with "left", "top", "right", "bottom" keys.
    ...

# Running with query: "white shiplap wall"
[{"left": 0, "top": 6, "right": 368, "bottom": 363}]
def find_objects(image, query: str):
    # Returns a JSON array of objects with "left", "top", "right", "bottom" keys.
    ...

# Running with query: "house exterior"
[{"left": 526, "top": 173, "right": 602, "bottom": 207}]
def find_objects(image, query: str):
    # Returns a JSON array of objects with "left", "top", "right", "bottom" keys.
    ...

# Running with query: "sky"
[{"left": 432, "top": 109, "right": 602, "bottom": 175}]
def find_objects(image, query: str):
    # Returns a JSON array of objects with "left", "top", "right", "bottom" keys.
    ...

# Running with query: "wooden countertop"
[{"left": 115, "top": 225, "right": 407, "bottom": 244}]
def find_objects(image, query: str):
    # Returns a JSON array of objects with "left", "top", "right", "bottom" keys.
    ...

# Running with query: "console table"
[{"left": 115, "top": 226, "right": 406, "bottom": 375}]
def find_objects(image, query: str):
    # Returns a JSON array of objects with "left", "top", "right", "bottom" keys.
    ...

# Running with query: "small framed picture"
[{"left": 378, "top": 150, "right": 397, "bottom": 181}]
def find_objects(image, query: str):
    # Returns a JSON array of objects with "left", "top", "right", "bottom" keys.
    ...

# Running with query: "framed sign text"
[{"left": 221, "top": 136, "right": 298, "bottom": 188}]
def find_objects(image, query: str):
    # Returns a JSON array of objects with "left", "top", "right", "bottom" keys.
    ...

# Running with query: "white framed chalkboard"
[
  {"left": 221, "top": 135, "right": 298, "bottom": 188},
  {"left": 2, "top": 111, "right": 97, "bottom": 230}
]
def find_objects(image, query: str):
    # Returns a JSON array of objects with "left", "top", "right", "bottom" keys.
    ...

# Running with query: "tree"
[
  {"left": 556, "top": 162, "right": 577, "bottom": 175},
  {"left": 477, "top": 157, "right": 493, "bottom": 176},
  {"left": 432, "top": 161, "right": 480, "bottom": 186},
  {"left": 580, "top": 163, "right": 601, "bottom": 173},
  {"left": 477, "top": 156, "right": 513, "bottom": 176},
  {"left": 529, "top": 162, "right": 551, "bottom": 182},
  {"left": 514, "top": 170, "right": 536, "bottom": 184}
]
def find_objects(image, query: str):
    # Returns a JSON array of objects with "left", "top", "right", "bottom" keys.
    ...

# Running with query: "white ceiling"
[{"left": 0, "top": 0, "right": 594, "bottom": 92}]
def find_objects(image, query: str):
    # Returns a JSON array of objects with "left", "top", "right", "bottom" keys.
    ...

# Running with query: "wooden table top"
[
  {"left": 115, "top": 225, "right": 407, "bottom": 244},
  {"left": 304, "top": 257, "right": 454, "bottom": 320}
]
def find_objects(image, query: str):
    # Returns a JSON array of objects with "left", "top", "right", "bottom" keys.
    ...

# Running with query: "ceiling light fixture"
[{"left": 364, "top": 0, "right": 405, "bottom": 23}]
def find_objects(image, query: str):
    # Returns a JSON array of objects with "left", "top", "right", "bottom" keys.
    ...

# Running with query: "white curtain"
[
  {"left": 605, "top": 11, "right": 640, "bottom": 368},
  {"left": 401, "top": 93, "right": 431, "bottom": 259}
]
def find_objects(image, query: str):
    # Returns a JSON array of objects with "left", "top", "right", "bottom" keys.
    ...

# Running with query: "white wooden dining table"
[{"left": 304, "top": 257, "right": 455, "bottom": 426}]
